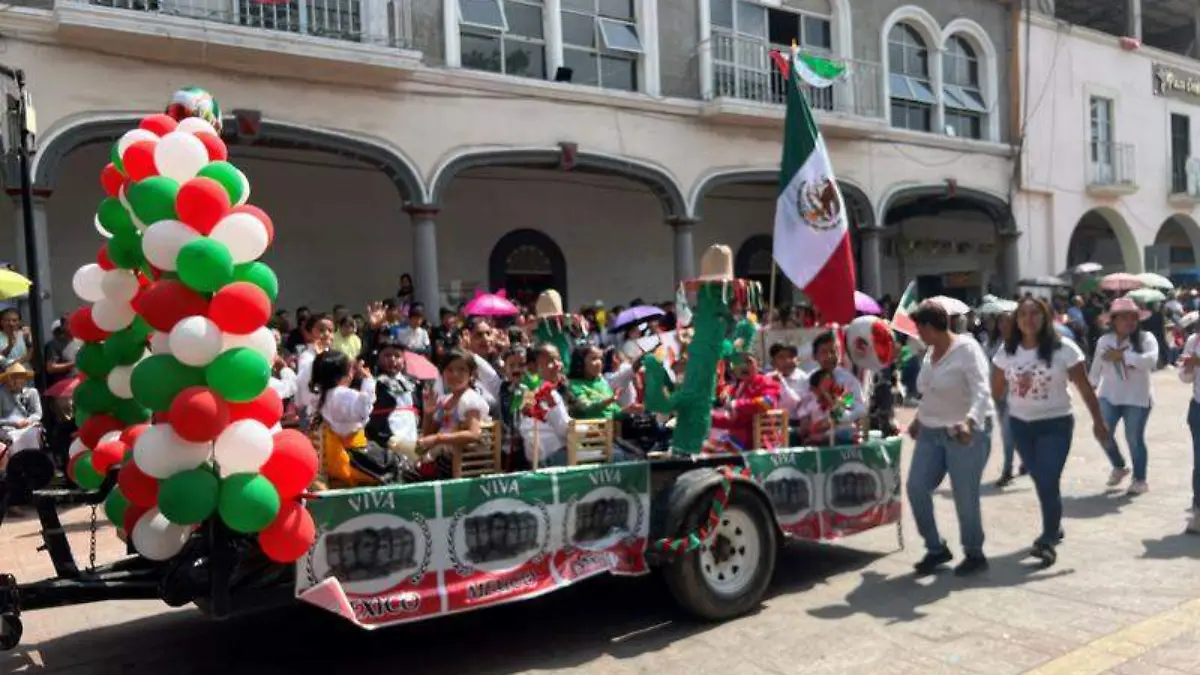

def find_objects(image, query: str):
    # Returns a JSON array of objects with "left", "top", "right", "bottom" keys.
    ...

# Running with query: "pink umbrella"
[
  {"left": 45, "top": 374, "right": 82, "bottom": 399},
  {"left": 1100, "top": 273, "right": 1144, "bottom": 292},
  {"left": 854, "top": 291, "right": 881, "bottom": 315},
  {"left": 463, "top": 289, "right": 519, "bottom": 317},
  {"left": 402, "top": 351, "right": 440, "bottom": 381}
]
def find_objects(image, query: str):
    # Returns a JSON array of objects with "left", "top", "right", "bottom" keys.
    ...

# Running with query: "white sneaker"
[
  {"left": 1126, "top": 480, "right": 1149, "bottom": 495},
  {"left": 1107, "top": 468, "right": 1131, "bottom": 487}
]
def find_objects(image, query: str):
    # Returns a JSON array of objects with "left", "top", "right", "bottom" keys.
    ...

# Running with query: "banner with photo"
[
  {"left": 744, "top": 436, "right": 902, "bottom": 541},
  {"left": 296, "top": 462, "right": 651, "bottom": 628}
]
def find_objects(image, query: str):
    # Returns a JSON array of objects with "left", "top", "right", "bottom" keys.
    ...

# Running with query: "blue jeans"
[
  {"left": 996, "top": 399, "right": 1017, "bottom": 477},
  {"left": 907, "top": 423, "right": 991, "bottom": 557},
  {"left": 1187, "top": 401, "right": 1200, "bottom": 510},
  {"left": 1009, "top": 415, "right": 1074, "bottom": 547},
  {"left": 1098, "top": 399, "right": 1151, "bottom": 482}
]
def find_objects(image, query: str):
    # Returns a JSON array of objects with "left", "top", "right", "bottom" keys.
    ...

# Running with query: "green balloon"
[
  {"left": 111, "top": 141, "right": 125, "bottom": 175},
  {"left": 108, "top": 233, "right": 144, "bottom": 270},
  {"left": 159, "top": 468, "right": 219, "bottom": 525},
  {"left": 73, "top": 452, "right": 105, "bottom": 491},
  {"left": 233, "top": 262, "right": 278, "bottom": 303},
  {"left": 97, "top": 198, "right": 137, "bottom": 239},
  {"left": 177, "top": 238, "right": 234, "bottom": 293},
  {"left": 76, "top": 342, "right": 114, "bottom": 380},
  {"left": 218, "top": 473, "right": 280, "bottom": 534},
  {"left": 75, "top": 407, "right": 93, "bottom": 427},
  {"left": 127, "top": 175, "right": 179, "bottom": 225},
  {"left": 103, "top": 327, "right": 147, "bottom": 366},
  {"left": 205, "top": 348, "right": 269, "bottom": 403},
  {"left": 128, "top": 316, "right": 153, "bottom": 341},
  {"left": 114, "top": 398, "right": 152, "bottom": 425},
  {"left": 130, "top": 354, "right": 207, "bottom": 412},
  {"left": 74, "top": 378, "right": 119, "bottom": 414},
  {"left": 104, "top": 487, "right": 130, "bottom": 527},
  {"left": 197, "top": 161, "right": 247, "bottom": 205}
]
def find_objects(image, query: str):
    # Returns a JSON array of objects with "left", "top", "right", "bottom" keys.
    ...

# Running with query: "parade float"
[{"left": 0, "top": 89, "right": 902, "bottom": 647}]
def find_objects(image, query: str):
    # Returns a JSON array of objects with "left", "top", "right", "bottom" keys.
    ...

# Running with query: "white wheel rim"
[{"left": 699, "top": 505, "right": 762, "bottom": 598}]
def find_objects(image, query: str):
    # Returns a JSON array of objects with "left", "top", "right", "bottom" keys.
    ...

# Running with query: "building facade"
[
  {"left": 1016, "top": 0, "right": 1200, "bottom": 280},
  {"left": 0, "top": 0, "right": 1017, "bottom": 324}
]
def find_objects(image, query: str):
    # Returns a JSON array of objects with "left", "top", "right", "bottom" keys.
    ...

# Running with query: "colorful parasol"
[
  {"left": 463, "top": 289, "right": 519, "bottom": 317},
  {"left": 854, "top": 291, "right": 881, "bottom": 315},
  {"left": 0, "top": 269, "right": 32, "bottom": 299},
  {"left": 1136, "top": 272, "right": 1174, "bottom": 291},
  {"left": 1100, "top": 272, "right": 1144, "bottom": 292},
  {"left": 401, "top": 350, "right": 439, "bottom": 381}
]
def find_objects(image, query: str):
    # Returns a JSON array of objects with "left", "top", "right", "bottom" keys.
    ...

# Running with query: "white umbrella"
[
  {"left": 1071, "top": 262, "right": 1103, "bottom": 275},
  {"left": 927, "top": 295, "right": 971, "bottom": 316},
  {"left": 978, "top": 299, "right": 1018, "bottom": 316},
  {"left": 1136, "top": 272, "right": 1174, "bottom": 291},
  {"left": 1100, "top": 272, "right": 1144, "bottom": 292},
  {"left": 1181, "top": 311, "right": 1199, "bottom": 329}
]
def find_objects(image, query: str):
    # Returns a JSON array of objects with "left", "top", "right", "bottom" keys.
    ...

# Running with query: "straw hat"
[
  {"left": 1102, "top": 296, "right": 1150, "bottom": 322},
  {"left": 695, "top": 244, "right": 734, "bottom": 282},
  {"left": 534, "top": 289, "right": 564, "bottom": 319},
  {"left": 0, "top": 362, "right": 33, "bottom": 381}
]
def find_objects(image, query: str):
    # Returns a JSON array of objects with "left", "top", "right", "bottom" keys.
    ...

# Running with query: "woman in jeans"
[
  {"left": 906, "top": 301, "right": 994, "bottom": 577},
  {"left": 1088, "top": 297, "right": 1157, "bottom": 495},
  {"left": 992, "top": 297, "right": 1108, "bottom": 567},
  {"left": 988, "top": 310, "right": 1024, "bottom": 487},
  {"left": 1179, "top": 332, "right": 1200, "bottom": 533}
]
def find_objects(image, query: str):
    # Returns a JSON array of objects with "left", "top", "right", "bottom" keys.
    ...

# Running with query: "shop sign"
[{"left": 1154, "top": 64, "right": 1200, "bottom": 102}]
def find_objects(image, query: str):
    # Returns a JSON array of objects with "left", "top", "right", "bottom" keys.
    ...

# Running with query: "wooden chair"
[
  {"left": 566, "top": 419, "right": 615, "bottom": 465},
  {"left": 452, "top": 421, "right": 503, "bottom": 478},
  {"left": 753, "top": 409, "right": 789, "bottom": 450}
]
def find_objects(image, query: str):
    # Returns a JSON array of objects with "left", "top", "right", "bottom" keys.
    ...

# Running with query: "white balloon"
[
  {"left": 107, "top": 365, "right": 135, "bottom": 400},
  {"left": 213, "top": 420, "right": 274, "bottom": 477},
  {"left": 154, "top": 131, "right": 208, "bottom": 182},
  {"left": 209, "top": 212, "right": 269, "bottom": 264},
  {"left": 72, "top": 264, "right": 107, "bottom": 303},
  {"left": 142, "top": 220, "right": 200, "bottom": 271},
  {"left": 94, "top": 214, "right": 113, "bottom": 240},
  {"left": 149, "top": 331, "right": 172, "bottom": 355},
  {"left": 69, "top": 438, "right": 89, "bottom": 459},
  {"left": 133, "top": 424, "right": 212, "bottom": 479},
  {"left": 235, "top": 169, "right": 251, "bottom": 206},
  {"left": 177, "top": 117, "right": 218, "bottom": 137},
  {"left": 92, "top": 298, "right": 136, "bottom": 332},
  {"left": 221, "top": 326, "right": 276, "bottom": 362},
  {"left": 131, "top": 507, "right": 193, "bottom": 561},
  {"left": 100, "top": 269, "right": 140, "bottom": 303},
  {"left": 117, "top": 128, "right": 159, "bottom": 158},
  {"left": 99, "top": 430, "right": 124, "bottom": 446},
  {"left": 168, "top": 316, "right": 223, "bottom": 367}
]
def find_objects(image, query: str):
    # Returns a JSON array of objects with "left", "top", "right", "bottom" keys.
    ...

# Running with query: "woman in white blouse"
[
  {"left": 1088, "top": 297, "right": 1158, "bottom": 494},
  {"left": 992, "top": 297, "right": 1108, "bottom": 568},
  {"left": 906, "top": 301, "right": 995, "bottom": 577},
  {"left": 1178, "top": 331, "right": 1200, "bottom": 533}
]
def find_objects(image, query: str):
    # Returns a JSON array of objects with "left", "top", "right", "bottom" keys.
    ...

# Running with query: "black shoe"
[
  {"left": 954, "top": 555, "right": 989, "bottom": 577},
  {"left": 1056, "top": 529, "right": 1065, "bottom": 543},
  {"left": 1029, "top": 542, "right": 1057, "bottom": 568},
  {"left": 995, "top": 473, "right": 1013, "bottom": 488},
  {"left": 913, "top": 548, "right": 953, "bottom": 575}
]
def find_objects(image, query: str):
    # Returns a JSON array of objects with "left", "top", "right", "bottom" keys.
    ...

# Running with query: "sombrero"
[{"left": 0, "top": 362, "right": 33, "bottom": 381}]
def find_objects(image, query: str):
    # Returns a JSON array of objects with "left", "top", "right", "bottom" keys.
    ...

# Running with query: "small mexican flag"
[
  {"left": 892, "top": 281, "right": 920, "bottom": 339},
  {"left": 769, "top": 49, "right": 848, "bottom": 88},
  {"left": 771, "top": 45, "right": 856, "bottom": 324}
]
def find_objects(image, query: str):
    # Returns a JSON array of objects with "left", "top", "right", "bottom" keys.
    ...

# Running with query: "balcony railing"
[
  {"left": 706, "top": 32, "right": 883, "bottom": 119},
  {"left": 1087, "top": 140, "right": 1136, "bottom": 193},
  {"left": 77, "top": 0, "right": 414, "bottom": 49}
]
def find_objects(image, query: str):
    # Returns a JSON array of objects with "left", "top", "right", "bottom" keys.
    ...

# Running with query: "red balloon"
[
  {"left": 123, "top": 140, "right": 159, "bottom": 182},
  {"left": 258, "top": 501, "right": 316, "bottom": 563},
  {"left": 231, "top": 205, "right": 274, "bottom": 244},
  {"left": 134, "top": 279, "right": 211, "bottom": 333},
  {"left": 69, "top": 306, "right": 111, "bottom": 343},
  {"left": 228, "top": 388, "right": 283, "bottom": 428},
  {"left": 79, "top": 414, "right": 125, "bottom": 449},
  {"left": 176, "top": 177, "right": 231, "bottom": 235},
  {"left": 123, "top": 503, "right": 150, "bottom": 538},
  {"left": 139, "top": 114, "right": 178, "bottom": 137},
  {"left": 120, "top": 423, "right": 150, "bottom": 447},
  {"left": 118, "top": 462, "right": 159, "bottom": 508},
  {"left": 66, "top": 452, "right": 85, "bottom": 483},
  {"left": 198, "top": 133, "right": 228, "bottom": 162},
  {"left": 168, "top": 386, "right": 230, "bottom": 443},
  {"left": 100, "top": 163, "right": 124, "bottom": 198},
  {"left": 92, "top": 439, "right": 128, "bottom": 473},
  {"left": 209, "top": 282, "right": 271, "bottom": 335},
  {"left": 97, "top": 245, "right": 116, "bottom": 271},
  {"left": 261, "top": 430, "right": 318, "bottom": 500}
]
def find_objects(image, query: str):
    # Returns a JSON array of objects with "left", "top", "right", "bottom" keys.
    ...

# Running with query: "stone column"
[
  {"left": 1000, "top": 230, "right": 1022, "bottom": 295},
  {"left": 405, "top": 204, "right": 441, "bottom": 317},
  {"left": 8, "top": 188, "right": 54, "bottom": 337},
  {"left": 1128, "top": 0, "right": 1142, "bottom": 40},
  {"left": 667, "top": 216, "right": 697, "bottom": 284},
  {"left": 859, "top": 226, "right": 884, "bottom": 298}
]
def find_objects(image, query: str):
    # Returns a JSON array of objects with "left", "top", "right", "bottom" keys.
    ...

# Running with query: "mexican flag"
[
  {"left": 891, "top": 281, "right": 920, "bottom": 339},
  {"left": 771, "top": 46, "right": 856, "bottom": 324}
]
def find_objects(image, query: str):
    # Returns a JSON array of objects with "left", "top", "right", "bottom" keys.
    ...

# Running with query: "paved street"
[{"left": 3, "top": 370, "right": 1200, "bottom": 675}]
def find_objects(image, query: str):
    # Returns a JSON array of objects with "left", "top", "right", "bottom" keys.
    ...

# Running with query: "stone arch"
[
  {"left": 1154, "top": 213, "right": 1200, "bottom": 274},
  {"left": 877, "top": 182, "right": 1014, "bottom": 230},
  {"left": 488, "top": 228, "right": 568, "bottom": 308},
  {"left": 428, "top": 146, "right": 688, "bottom": 218},
  {"left": 940, "top": 18, "right": 1001, "bottom": 142},
  {"left": 1066, "top": 207, "right": 1141, "bottom": 273},
  {"left": 30, "top": 112, "right": 426, "bottom": 202},
  {"left": 687, "top": 168, "right": 875, "bottom": 227}
]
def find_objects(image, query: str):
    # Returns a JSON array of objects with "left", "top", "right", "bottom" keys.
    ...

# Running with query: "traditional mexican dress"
[{"left": 710, "top": 374, "right": 781, "bottom": 451}]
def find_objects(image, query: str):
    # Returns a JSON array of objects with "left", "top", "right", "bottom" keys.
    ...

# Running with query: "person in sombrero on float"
[
  {"left": 0, "top": 362, "right": 43, "bottom": 473},
  {"left": 1088, "top": 297, "right": 1158, "bottom": 495}
]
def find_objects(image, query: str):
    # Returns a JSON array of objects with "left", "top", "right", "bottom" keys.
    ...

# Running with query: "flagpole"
[{"left": 768, "top": 39, "right": 796, "bottom": 323}]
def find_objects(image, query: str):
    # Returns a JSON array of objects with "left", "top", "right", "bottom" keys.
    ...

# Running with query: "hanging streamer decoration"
[
  {"left": 650, "top": 465, "right": 752, "bottom": 555},
  {"left": 68, "top": 88, "right": 318, "bottom": 564}
]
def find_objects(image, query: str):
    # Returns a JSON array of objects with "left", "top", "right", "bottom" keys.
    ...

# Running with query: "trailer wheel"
[
  {"left": 662, "top": 485, "right": 777, "bottom": 621},
  {"left": 0, "top": 613, "right": 22, "bottom": 651}
]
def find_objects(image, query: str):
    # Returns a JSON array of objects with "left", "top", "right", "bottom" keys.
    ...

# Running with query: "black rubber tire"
[
  {"left": 661, "top": 485, "right": 778, "bottom": 621},
  {"left": 0, "top": 614, "right": 22, "bottom": 651}
]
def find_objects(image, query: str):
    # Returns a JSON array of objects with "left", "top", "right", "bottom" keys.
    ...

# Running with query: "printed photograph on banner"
[
  {"left": 819, "top": 438, "right": 902, "bottom": 539},
  {"left": 551, "top": 463, "right": 651, "bottom": 583},
  {"left": 745, "top": 449, "right": 823, "bottom": 540},
  {"left": 441, "top": 471, "right": 557, "bottom": 612},
  {"left": 299, "top": 483, "right": 441, "bottom": 626}
]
